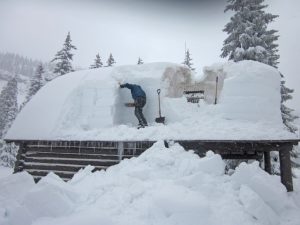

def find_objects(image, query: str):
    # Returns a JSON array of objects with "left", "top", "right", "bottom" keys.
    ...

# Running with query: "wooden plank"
[
  {"left": 23, "top": 163, "right": 109, "bottom": 172},
  {"left": 25, "top": 157, "right": 119, "bottom": 166},
  {"left": 25, "top": 152, "right": 121, "bottom": 160},
  {"left": 26, "top": 147, "right": 119, "bottom": 154},
  {"left": 221, "top": 154, "right": 261, "bottom": 160},
  {"left": 26, "top": 147, "right": 145, "bottom": 156},
  {"left": 24, "top": 160, "right": 115, "bottom": 169},
  {"left": 176, "top": 140, "right": 299, "bottom": 153},
  {"left": 279, "top": 145, "right": 293, "bottom": 192}
]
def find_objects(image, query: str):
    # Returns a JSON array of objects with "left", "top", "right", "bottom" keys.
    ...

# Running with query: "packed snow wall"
[{"left": 6, "top": 63, "right": 193, "bottom": 140}]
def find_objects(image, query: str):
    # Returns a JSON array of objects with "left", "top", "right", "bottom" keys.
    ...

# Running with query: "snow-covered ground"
[
  {"left": 0, "top": 166, "right": 12, "bottom": 179},
  {"left": 0, "top": 141, "right": 299, "bottom": 225},
  {"left": 5, "top": 61, "right": 297, "bottom": 141}
]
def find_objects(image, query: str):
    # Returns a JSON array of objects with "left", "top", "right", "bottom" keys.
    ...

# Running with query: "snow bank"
[
  {"left": 0, "top": 166, "right": 12, "bottom": 179},
  {"left": 0, "top": 142, "right": 299, "bottom": 225},
  {"left": 5, "top": 61, "right": 295, "bottom": 140}
]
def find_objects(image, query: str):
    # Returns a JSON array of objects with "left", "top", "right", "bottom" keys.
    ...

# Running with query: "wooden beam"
[
  {"left": 264, "top": 151, "right": 271, "bottom": 174},
  {"left": 279, "top": 145, "right": 293, "bottom": 192},
  {"left": 221, "top": 154, "right": 261, "bottom": 160}
]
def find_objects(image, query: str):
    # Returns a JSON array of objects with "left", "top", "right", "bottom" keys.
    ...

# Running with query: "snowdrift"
[
  {"left": 0, "top": 142, "right": 299, "bottom": 225},
  {"left": 5, "top": 61, "right": 295, "bottom": 140}
]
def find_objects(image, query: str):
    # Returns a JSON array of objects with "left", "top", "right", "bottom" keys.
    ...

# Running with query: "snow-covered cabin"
[{"left": 4, "top": 61, "right": 298, "bottom": 190}]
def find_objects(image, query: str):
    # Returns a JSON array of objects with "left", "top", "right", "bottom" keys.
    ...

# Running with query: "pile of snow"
[
  {"left": 0, "top": 141, "right": 300, "bottom": 225},
  {"left": 5, "top": 61, "right": 296, "bottom": 140}
]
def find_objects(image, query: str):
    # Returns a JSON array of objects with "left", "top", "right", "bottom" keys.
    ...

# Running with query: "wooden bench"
[{"left": 183, "top": 90, "right": 205, "bottom": 103}]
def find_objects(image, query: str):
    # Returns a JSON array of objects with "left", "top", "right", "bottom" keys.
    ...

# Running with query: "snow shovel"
[{"left": 155, "top": 89, "right": 165, "bottom": 124}]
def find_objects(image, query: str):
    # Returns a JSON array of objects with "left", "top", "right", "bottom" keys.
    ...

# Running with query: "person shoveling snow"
[{"left": 119, "top": 82, "right": 148, "bottom": 129}]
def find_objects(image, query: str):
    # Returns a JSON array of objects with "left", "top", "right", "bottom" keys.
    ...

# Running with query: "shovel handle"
[{"left": 157, "top": 89, "right": 161, "bottom": 117}]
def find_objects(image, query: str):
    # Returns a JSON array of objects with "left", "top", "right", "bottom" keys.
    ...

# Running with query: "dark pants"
[{"left": 134, "top": 97, "right": 147, "bottom": 126}]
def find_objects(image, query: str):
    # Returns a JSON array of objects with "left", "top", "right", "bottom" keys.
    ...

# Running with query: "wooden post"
[
  {"left": 279, "top": 145, "right": 293, "bottom": 192},
  {"left": 214, "top": 76, "right": 219, "bottom": 105},
  {"left": 264, "top": 151, "right": 271, "bottom": 174}
]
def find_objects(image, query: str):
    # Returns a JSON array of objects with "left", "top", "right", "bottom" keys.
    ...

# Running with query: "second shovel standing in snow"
[{"left": 155, "top": 89, "right": 165, "bottom": 124}]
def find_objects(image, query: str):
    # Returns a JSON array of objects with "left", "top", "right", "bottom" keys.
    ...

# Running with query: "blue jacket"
[{"left": 120, "top": 83, "right": 146, "bottom": 100}]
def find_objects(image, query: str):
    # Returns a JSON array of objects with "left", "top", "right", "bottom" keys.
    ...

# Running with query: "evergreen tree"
[
  {"left": 0, "top": 140, "right": 18, "bottom": 168},
  {"left": 24, "top": 64, "right": 44, "bottom": 105},
  {"left": 137, "top": 57, "right": 144, "bottom": 65},
  {"left": 280, "top": 75, "right": 298, "bottom": 132},
  {"left": 106, "top": 53, "right": 116, "bottom": 67},
  {"left": 291, "top": 145, "right": 300, "bottom": 172},
  {"left": 0, "top": 75, "right": 18, "bottom": 138},
  {"left": 182, "top": 49, "right": 195, "bottom": 71},
  {"left": 221, "top": 0, "right": 279, "bottom": 67},
  {"left": 51, "top": 32, "right": 77, "bottom": 76},
  {"left": 90, "top": 53, "right": 103, "bottom": 69},
  {"left": 0, "top": 52, "right": 42, "bottom": 77}
]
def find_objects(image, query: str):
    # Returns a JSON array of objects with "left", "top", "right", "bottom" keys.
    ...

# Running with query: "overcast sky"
[{"left": 0, "top": 0, "right": 299, "bottom": 113}]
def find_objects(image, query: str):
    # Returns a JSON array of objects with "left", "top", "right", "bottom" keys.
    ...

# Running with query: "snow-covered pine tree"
[
  {"left": 0, "top": 140, "right": 17, "bottom": 167},
  {"left": 0, "top": 52, "right": 42, "bottom": 77},
  {"left": 106, "top": 53, "right": 116, "bottom": 67},
  {"left": 182, "top": 49, "right": 195, "bottom": 71},
  {"left": 23, "top": 64, "right": 44, "bottom": 106},
  {"left": 0, "top": 75, "right": 18, "bottom": 138},
  {"left": 280, "top": 75, "right": 298, "bottom": 133},
  {"left": 221, "top": 0, "right": 279, "bottom": 67},
  {"left": 90, "top": 53, "right": 103, "bottom": 69},
  {"left": 51, "top": 32, "right": 77, "bottom": 76},
  {"left": 0, "top": 75, "right": 19, "bottom": 167},
  {"left": 137, "top": 57, "right": 144, "bottom": 65},
  {"left": 291, "top": 145, "right": 300, "bottom": 172}
]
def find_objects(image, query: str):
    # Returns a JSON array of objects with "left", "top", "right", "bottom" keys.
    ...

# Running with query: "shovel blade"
[{"left": 155, "top": 117, "right": 165, "bottom": 124}]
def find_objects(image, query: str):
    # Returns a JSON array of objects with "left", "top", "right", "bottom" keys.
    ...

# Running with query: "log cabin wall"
[{"left": 8, "top": 139, "right": 299, "bottom": 191}]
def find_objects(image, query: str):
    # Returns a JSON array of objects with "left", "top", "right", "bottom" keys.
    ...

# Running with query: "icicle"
[{"left": 118, "top": 142, "right": 124, "bottom": 161}]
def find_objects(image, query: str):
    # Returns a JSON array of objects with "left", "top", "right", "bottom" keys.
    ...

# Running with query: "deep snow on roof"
[{"left": 5, "top": 61, "right": 296, "bottom": 141}]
